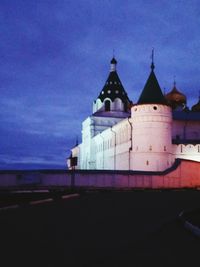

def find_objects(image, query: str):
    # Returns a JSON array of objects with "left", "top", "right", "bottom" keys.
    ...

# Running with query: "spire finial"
[
  {"left": 110, "top": 53, "right": 117, "bottom": 72},
  {"left": 199, "top": 90, "right": 200, "bottom": 101},
  {"left": 151, "top": 48, "right": 155, "bottom": 70},
  {"left": 113, "top": 48, "right": 115, "bottom": 58},
  {"left": 173, "top": 75, "right": 176, "bottom": 87}
]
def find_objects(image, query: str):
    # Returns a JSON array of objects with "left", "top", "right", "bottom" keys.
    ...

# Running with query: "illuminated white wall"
[
  {"left": 68, "top": 107, "right": 200, "bottom": 171},
  {"left": 93, "top": 119, "right": 131, "bottom": 170},
  {"left": 131, "top": 104, "right": 174, "bottom": 171},
  {"left": 80, "top": 114, "right": 128, "bottom": 169},
  {"left": 173, "top": 144, "right": 200, "bottom": 162}
]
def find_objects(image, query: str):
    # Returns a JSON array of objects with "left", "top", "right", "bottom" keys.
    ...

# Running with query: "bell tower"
[{"left": 93, "top": 57, "right": 132, "bottom": 115}]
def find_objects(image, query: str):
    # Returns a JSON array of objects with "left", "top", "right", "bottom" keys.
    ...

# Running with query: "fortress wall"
[
  {"left": 0, "top": 174, "right": 17, "bottom": 186},
  {"left": 0, "top": 160, "right": 200, "bottom": 189},
  {"left": 173, "top": 144, "right": 200, "bottom": 162},
  {"left": 40, "top": 174, "right": 71, "bottom": 187}
]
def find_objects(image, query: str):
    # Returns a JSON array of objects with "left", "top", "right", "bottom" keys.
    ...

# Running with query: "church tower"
[
  {"left": 131, "top": 54, "right": 174, "bottom": 171},
  {"left": 93, "top": 57, "right": 132, "bottom": 115},
  {"left": 81, "top": 57, "right": 131, "bottom": 169}
]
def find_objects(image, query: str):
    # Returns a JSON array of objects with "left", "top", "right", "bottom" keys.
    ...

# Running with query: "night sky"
[{"left": 1, "top": 0, "right": 200, "bottom": 170}]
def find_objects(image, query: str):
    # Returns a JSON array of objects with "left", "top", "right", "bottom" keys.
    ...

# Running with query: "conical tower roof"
[
  {"left": 97, "top": 57, "right": 131, "bottom": 104},
  {"left": 137, "top": 64, "right": 167, "bottom": 105}
]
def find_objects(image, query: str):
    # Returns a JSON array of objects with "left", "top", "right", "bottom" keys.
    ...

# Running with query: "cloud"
[{"left": 0, "top": 0, "right": 200, "bottom": 169}]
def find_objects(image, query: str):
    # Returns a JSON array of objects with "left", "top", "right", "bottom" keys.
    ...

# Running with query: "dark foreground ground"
[{"left": 1, "top": 190, "right": 200, "bottom": 267}]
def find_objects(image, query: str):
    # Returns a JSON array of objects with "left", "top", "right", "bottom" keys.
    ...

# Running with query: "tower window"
[
  {"left": 105, "top": 100, "right": 111, "bottom": 111},
  {"left": 146, "top": 160, "right": 149, "bottom": 165},
  {"left": 153, "top": 106, "right": 157, "bottom": 110}
]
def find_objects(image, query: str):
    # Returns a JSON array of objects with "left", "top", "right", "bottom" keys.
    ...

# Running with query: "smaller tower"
[
  {"left": 131, "top": 53, "right": 174, "bottom": 171},
  {"left": 93, "top": 57, "right": 132, "bottom": 115}
]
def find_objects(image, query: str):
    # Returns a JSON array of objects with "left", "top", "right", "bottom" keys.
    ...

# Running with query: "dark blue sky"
[{"left": 1, "top": 0, "right": 200, "bottom": 169}]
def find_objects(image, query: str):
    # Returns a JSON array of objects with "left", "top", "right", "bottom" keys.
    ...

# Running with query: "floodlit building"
[{"left": 68, "top": 56, "right": 200, "bottom": 171}]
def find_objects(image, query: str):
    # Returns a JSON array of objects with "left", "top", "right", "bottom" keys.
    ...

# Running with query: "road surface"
[{"left": 1, "top": 190, "right": 200, "bottom": 266}]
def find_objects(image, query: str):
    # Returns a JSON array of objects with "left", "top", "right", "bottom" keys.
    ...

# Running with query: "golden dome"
[{"left": 165, "top": 85, "right": 186, "bottom": 109}]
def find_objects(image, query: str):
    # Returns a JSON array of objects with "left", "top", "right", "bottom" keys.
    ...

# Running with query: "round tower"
[{"left": 131, "top": 58, "right": 174, "bottom": 171}]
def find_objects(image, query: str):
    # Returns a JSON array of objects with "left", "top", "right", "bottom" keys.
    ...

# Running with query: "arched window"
[
  {"left": 105, "top": 100, "right": 111, "bottom": 111},
  {"left": 114, "top": 98, "right": 122, "bottom": 110}
]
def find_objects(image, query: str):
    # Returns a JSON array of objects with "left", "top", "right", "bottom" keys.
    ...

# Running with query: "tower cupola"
[
  {"left": 165, "top": 81, "right": 187, "bottom": 110},
  {"left": 93, "top": 57, "right": 132, "bottom": 115},
  {"left": 110, "top": 57, "right": 117, "bottom": 72}
]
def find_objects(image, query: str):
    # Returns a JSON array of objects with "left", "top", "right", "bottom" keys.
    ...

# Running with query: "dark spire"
[
  {"left": 137, "top": 52, "right": 167, "bottom": 105},
  {"left": 151, "top": 48, "right": 155, "bottom": 71},
  {"left": 173, "top": 75, "right": 176, "bottom": 87}
]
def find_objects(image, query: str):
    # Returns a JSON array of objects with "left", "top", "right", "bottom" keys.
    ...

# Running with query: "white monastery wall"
[
  {"left": 73, "top": 110, "right": 200, "bottom": 171},
  {"left": 80, "top": 117, "right": 132, "bottom": 170},
  {"left": 173, "top": 144, "right": 200, "bottom": 162},
  {"left": 81, "top": 115, "right": 125, "bottom": 169}
]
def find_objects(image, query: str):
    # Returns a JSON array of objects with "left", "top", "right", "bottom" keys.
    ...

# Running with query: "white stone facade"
[
  {"left": 68, "top": 58, "right": 200, "bottom": 171},
  {"left": 69, "top": 107, "right": 200, "bottom": 171}
]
